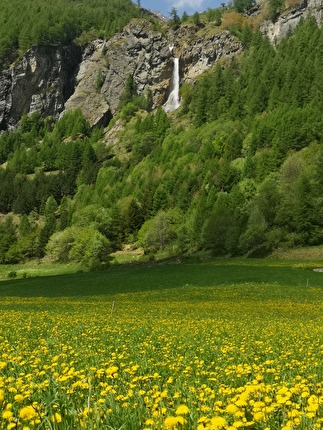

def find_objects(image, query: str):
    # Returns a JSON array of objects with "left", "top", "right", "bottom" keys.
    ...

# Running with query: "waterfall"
[{"left": 163, "top": 57, "right": 180, "bottom": 113}]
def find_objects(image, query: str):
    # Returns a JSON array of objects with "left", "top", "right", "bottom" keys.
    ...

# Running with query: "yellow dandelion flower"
[
  {"left": 253, "top": 411, "right": 265, "bottom": 422},
  {"left": 51, "top": 412, "right": 62, "bottom": 423},
  {"left": 106, "top": 366, "right": 118, "bottom": 376},
  {"left": 198, "top": 416, "right": 210, "bottom": 424},
  {"left": 226, "top": 404, "right": 239, "bottom": 414},
  {"left": 164, "top": 416, "right": 179, "bottom": 429},
  {"left": 2, "top": 410, "right": 13, "bottom": 421},
  {"left": 19, "top": 405, "right": 37, "bottom": 421},
  {"left": 210, "top": 416, "right": 227, "bottom": 429},
  {"left": 14, "top": 394, "right": 24, "bottom": 403},
  {"left": 175, "top": 404, "right": 190, "bottom": 415},
  {"left": 176, "top": 416, "right": 186, "bottom": 425},
  {"left": 0, "top": 389, "right": 4, "bottom": 404},
  {"left": 232, "top": 422, "right": 244, "bottom": 428}
]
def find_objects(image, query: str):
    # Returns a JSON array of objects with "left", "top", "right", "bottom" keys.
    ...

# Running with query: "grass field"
[{"left": 0, "top": 258, "right": 322, "bottom": 429}]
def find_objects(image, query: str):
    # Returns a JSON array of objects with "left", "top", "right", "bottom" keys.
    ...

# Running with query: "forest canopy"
[{"left": 0, "top": 0, "right": 141, "bottom": 61}]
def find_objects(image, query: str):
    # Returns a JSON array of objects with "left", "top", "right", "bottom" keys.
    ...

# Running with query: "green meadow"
[{"left": 0, "top": 258, "right": 322, "bottom": 429}]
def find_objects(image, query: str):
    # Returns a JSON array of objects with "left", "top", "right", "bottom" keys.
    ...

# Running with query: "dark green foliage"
[
  {"left": 0, "top": 0, "right": 142, "bottom": 61},
  {"left": 181, "top": 11, "right": 189, "bottom": 22},
  {"left": 268, "top": 0, "right": 284, "bottom": 22},
  {"left": 234, "top": 0, "right": 255, "bottom": 13},
  {"left": 36, "top": 196, "right": 57, "bottom": 257},
  {"left": 0, "top": 217, "right": 17, "bottom": 263},
  {"left": 169, "top": 8, "right": 180, "bottom": 29},
  {"left": 193, "top": 12, "right": 201, "bottom": 26},
  {"left": 125, "top": 199, "right": 144, "bottom": 237},
  {"left": 119, "top": 75, "right": 137, "bottom": 108},
  {"left": 206, "top": 8, "right": 223, "bottom": 26}
]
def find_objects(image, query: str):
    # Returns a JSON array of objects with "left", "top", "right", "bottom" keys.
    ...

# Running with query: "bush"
[{"left": 46, "top": 226, "right": 111, "bottom": 266}]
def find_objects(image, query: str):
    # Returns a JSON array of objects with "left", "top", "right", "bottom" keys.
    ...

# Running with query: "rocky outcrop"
[
  {"left": 174, "top": 26, "right": 242, "bottom": 83},
  {"left": 64, "top": 21, "right": 242, "bottom": 126},
  {"left": 0, "top": 45, "right": 81, "bottom": 130},
  {"left": 63, "top": 40, "right": 113, "bottom": 128},
  {"left": 261, "top": 0, "right": 323, "bottom": 44},
  {"left": 65, "top": 20, "right": 172, "bottom": 121},
  {"left": 0, "top": 18, "right": 243, "bottom": 130}
]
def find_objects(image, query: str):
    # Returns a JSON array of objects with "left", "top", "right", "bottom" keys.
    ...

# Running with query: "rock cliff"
[
  {"left": 0, "top": 45, "right": 81, "bottom": 131},
  {"left": 261, "top": 0, "right": 323, "bottom": 43},
  {"left": 65, "top": 21, "right": 242, "bottom": 126},
  {"left": 0, "top": 19, "right": 242, "bottom": 130}
]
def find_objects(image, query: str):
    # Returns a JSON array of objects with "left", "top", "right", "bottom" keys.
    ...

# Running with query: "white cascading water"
[{"left": 163, "top": 56, "right": 180, "bottom": 113}]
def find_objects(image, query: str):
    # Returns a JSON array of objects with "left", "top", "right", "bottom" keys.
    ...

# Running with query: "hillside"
[
  {"left": 0, "top": 0, "right": 142, "bottom": 62},
  {"left": 1, "top": 0, "right": 323, "bottom": 267}
]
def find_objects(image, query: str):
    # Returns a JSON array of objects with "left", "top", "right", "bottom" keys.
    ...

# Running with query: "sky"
[{"left": 137, "top": 0, "right": 224, "bottom": 18}]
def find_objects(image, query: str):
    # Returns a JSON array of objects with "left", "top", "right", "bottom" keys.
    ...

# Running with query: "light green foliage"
[
  {"left": 138, "top": 208, "right": 184, "bottom": 254},
  {"left": 46, "top": 226, "right": 111, "bottom": 266}
]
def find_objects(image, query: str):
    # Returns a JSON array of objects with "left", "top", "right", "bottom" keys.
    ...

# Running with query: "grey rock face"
[
  {"left": 64, "top": 40, "right": 113, "bottom": 128},
  {"left": 174, "top": 27, "right": 242, "bottom": 83},
  {"left": 261, "top": 0, "right": 323, "bottom": 44},
  {"left": 0, "top": 20, "right": 243, "bottom": 130},
  {"left": 0, "top": 45, "right": 81, "bottom": 130},
  {"left": 65, "top": 21, "right": 242, "bottom": 126},
  {"left": 100, "top": 20, "right": 171, "bottom": 112}
]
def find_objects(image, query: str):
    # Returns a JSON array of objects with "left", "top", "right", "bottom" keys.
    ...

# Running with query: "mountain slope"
[{"left": 1, "top": 2, "right": 323, "bottom": 266}]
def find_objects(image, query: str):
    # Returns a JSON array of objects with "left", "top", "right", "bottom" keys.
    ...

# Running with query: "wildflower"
[
  {"left": 164, "top": 416, "right": 179, "bottom": 429},
  {"left": 175, "top": 404, "right": 190, "bottom": 415},
  {"left": 2, "top": 410, "right": 13, "bottom": 421},
  {"left": 19, "top": 405, "right": 37, "bottom": 421},
  {"left": 232, "top": 422, "right": 244, "bottom": 428},
  {"left": 226, "top": 404, "right": 239, "bottom": 414},
  {"left": 14, "top": 394, "right": 24, "bottom": 403},
  {"left": 51, "top": 412, "right": 62, "bottom": 423},
  {"left": 253, "top": 411, "right": 265, "bottom": 422},
  {"left": 210, "top": 416, "right": 227, "bottom": 429},
  {"left": 176, "top": 416, "right": 186, "bottom": 425}
]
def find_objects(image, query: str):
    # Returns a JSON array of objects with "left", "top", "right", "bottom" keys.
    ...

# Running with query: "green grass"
[
  {"left": 0, "top": 258, "right": 322, "bottom": 429},
  {"left": 0, "top": 257, "right": 322, "bottom": 299},
  {"left": 0, "top": 260, "right": 83, "bottom": 282}
]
